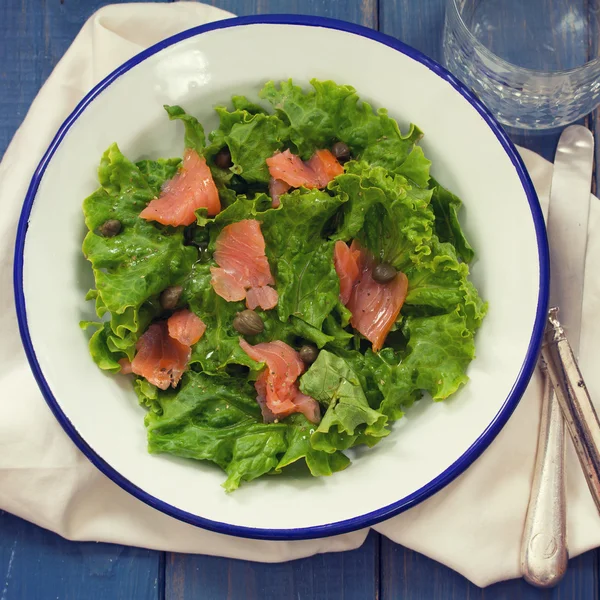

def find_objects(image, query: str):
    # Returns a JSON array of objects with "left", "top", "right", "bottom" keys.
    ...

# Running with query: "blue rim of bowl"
[{"left": 13, "top": 14, "right": 549, "bottom": 541}]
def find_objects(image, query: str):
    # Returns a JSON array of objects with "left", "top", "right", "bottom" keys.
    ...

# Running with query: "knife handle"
[
  {"left": 521, "top": 359, "right": 568, "bottom": 587},
  {"left": 543, "top": 308, "right": 600, "bottom": 511}
]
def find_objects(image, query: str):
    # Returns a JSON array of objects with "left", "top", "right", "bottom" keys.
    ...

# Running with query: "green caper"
[
  {"left": 233, "top": 310, "right": 264, "bottom": 336},
  {"left": 331, "top": 141, "right": 351, "bottom": 163},
  {"left": 299, "top": 344, "right": 319, "bottom": 365},
  {"left": 372, "top": 262, "right": 397, "bottom": 284},
  {"left": 160, "top": 285, "right": 183, "bottom": 310},
  {"left": 214, "top": 147, "right": 233, "bottom": 169},
  {"left": 98, "top": 219, "right": 122, "bottom": 238}
]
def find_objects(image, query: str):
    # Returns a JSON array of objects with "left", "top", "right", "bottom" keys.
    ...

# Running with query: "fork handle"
[
  {"left": 543, "top": 308, "right": 600, "bottom": 511},
  {"left": 520, "top": 359, "right": 568, "bottom": 587}
]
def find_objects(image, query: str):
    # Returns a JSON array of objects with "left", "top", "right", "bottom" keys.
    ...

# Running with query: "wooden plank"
[
  {"left": 380, "top": 538, "right": 597, "bottom": 599},
  {"left": 0, "top": 510, "right": 161, "bottom": 600},
  {"left": 0, "top": 0, "right": 159, "bottom": 160},
  {"left": 207, "top": 0, "right": 377, "bottom": 28},
  {"left": 378, "top": 0, "right": 445, "bottom": 63},
  {"left": 166, "top": 530, "right": 379, "bottom": 600},
  {"left": 0, "top": 1, "right": 164, "bottom": 598}
]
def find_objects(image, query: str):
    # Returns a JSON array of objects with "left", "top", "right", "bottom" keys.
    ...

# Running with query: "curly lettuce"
[
  {"left": 82, "top": 146, "right": 196, "bottom": 368},
  {"left": 81, "top": 78, "right": 487, "bottom": 491}
]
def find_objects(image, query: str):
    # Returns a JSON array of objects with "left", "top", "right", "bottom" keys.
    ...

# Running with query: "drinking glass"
[{"left": 443, "top": 0, "right": 600, "bottom": 129}]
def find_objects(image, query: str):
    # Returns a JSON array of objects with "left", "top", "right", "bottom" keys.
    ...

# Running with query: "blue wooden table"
[{"left": 1, "top": 1, "right": 598, "bottom": 598}]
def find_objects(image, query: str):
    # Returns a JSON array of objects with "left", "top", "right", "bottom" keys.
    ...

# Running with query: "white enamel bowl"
[{"left": 14, "top": 16, "right": 548, "bottom": 539}]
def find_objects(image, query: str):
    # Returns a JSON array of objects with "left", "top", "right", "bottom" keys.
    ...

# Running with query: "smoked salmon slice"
[
  {"left": 291, "top": 391, "right": 322, "bottom": 424},
  {"left": 306, "top": 149, "right": 345, "bottom": 187},
  {"left": 210, "top": 269, "right": 246, "bottom": 302},
  {"left": 131, "top": 321, "right": 191, "bottom": 390},
  {"left": 266, "top": 148, "right": 344, "bottom": 198},
  {"left": 239, "top": 339, "right": 321, "bottom": 423},
  {"left": 334, "top": 240, "right": 361, "bottom": 305},
  {"left": 140, "top": 149, "right": 220, "bottom": 226},
  {"left": 167, "top": 308, "right": 207, "bottom": 346},
  {"left": 339, "top": 241, "right": 409, "bottom": 352},
  {"left": 245, "top": 285, "right": 279, "bottom": 311},
  {"left": 210, "top": 219, "right": 278, "bottom": 310},
  {"left": 130, "top": 309, "right": 206, "bottom": 389},
  {"left": 268, "top": 177, "right": 291, "bottom": 208},
  {"left": 118, "top": 358, "right": 133, "bottom": 374}
]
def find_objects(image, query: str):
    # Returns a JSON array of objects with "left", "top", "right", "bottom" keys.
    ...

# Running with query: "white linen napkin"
[{"left": 1, "top": 2, "right": 599, "bottom": 588}]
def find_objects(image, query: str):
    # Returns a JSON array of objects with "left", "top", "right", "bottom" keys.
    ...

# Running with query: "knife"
[{"left": 520, "top": 125, "right": 594, "bottom": 587}]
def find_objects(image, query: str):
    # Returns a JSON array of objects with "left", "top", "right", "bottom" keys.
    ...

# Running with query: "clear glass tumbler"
[{"left": 443, "top": 0, "right": 600, "bottom": 129}]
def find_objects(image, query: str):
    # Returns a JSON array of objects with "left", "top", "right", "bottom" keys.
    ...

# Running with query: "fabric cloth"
[{"left": 1, "top": 2, "right": 599, "bottom": 588}]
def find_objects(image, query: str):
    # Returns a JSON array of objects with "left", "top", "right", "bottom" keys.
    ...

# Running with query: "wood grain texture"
[
  {"left": 0, "top": 511, "right": 161, "bottom": 600},
  {"left": 380, "top": 538, "right": 598, "bottom": 599},
  {"left": 207, "top": 0, "right": 377, "bottom": 28},
  {"left": 0, "top": 0, "right": 161, "bottom": 160},
  {"left": 166, "top": 531, "right": 379, "bottom": 600},
  {"left": 378, "top": 0, "right": 445, "bottom": 63}
]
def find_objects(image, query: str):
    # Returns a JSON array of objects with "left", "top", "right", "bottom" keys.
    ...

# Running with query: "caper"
[
  {"left": 331, "top": 141, "right": 351, "bottom": 163},
  {"left": 214, "top": 147, "right": 233, "bottom": 169},
  {"left": 160, "top": 285, "right": 183, "bottom": 310},
  {"left": 98, "top": 219, "right": 121, "bottom": 238},
  {"left": 372, "top": 262, "right": 397, "bottom": 284},
  {"left": 299, "top": 344, "right": 319, "bottom": 365},
  {"left": 233, "top": 310, "right": 264, "bottom": 336}
]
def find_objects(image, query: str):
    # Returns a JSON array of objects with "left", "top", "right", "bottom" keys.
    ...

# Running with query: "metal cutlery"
[
  {"left": 521, "top": 125, "right": 594, "bottom": 587},
  {"left": 543, "top": 308, "right": 600, "bottom": 512}
]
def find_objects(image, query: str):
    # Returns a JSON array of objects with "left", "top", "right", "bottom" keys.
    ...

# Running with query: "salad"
[{"left": 81, "top": 79, "right": 487, "bottom": 491}]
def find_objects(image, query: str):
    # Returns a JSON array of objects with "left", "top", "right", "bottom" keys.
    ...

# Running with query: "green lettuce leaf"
[
  {"left": 331, "top": 162, "right": 434, "bottom": 271},
  {"left": 164, "top": 104, "right": 206, "bottom": 153},
  {"left": 327, "top": 347, "right": 385, "bottom": 410},
  {"left": 202, "top": 192, "right": 273, "bottom": 233},
  {"left": 300, "top": 350, "right": 389, "bottom": 452},
  {"left": 322, "top": 313, "right": 354, "bottom": 348},
  {"left": 135, "top": 158, "right": 181, "bottom": 196},
  {"left": 82, "top": 144, "right": 196, "bottom": 315},
  {"left": 144, "top": 371, "right": 350, "bottom": 490},
  {"left": 206, "top": 106, "right": 288, "bottom": 183},
  {"left": 260, "top": 188, "right": 347, "bottom": 329},
  {"left": 81, "top": 79, "right": 487, "bottom": 492},
  {"left": 82, "top": 322, "right": 122, "bottom": 372},
  {"left": 134, "top": 378, "right": 162, "bottom": 414},
  {"left": 395, "top": 146, "right": 432, "bottom": 189},
  {"left": 183, "top": 263, "right": 261, "bottom": 374},
  {"left": 82, "top": 144, "right": 196, "bottom": 370},
  {"left": 145, "top": 371, "right": 285, "bottom": 491},
  {"left": 260, "top": 78, "right": 428, "bottom": 183},
  {"left": 404, "top": 238, "right": 469, "bottom": 312},
  {"left": 429, "top": 178, "right": 475, "bottom": 263},
  {"left": 404, "top": 237, "right": 487, "bottom": 330},
  {"left": 231, "top": 95, "right": 268, "bottom": 115},
  {"left": 276, "top": 414, "right": 351, "bottom": 476},
  {"left": 368, "top": 309, "right": 476, "bottom": 420}
]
